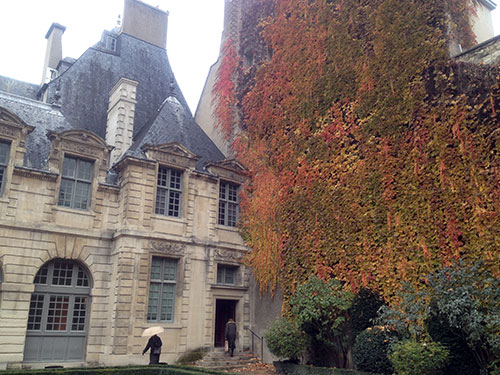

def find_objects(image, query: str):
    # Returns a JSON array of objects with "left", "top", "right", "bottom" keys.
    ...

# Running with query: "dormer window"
[
  {"left": 218, "top": 181, "right": 239, "bottom": 227},
  {"left": 58, "top": 156, "right": 93, "bottom": 210},
  {"left": 0, "top": 141, "right": 10, "bottom": 196},
  {"left": 106, "top": 36, "right": 117, "bottom": 52},
  {"left": 155, "top": 166, "right": 183, "bottom": 217}
]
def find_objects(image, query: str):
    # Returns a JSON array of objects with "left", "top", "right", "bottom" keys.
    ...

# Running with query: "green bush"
[
  {"left": 352, "top": 327, "right": 394, "bottom": 374},
  {"left": 273, "top": 361, "right": 376, "bottom": 375},
  {"left": 350, "top": 289, "right": 384, "bottom": 335},
  {"left": 265, "top": 318, "right": 308, "bottom": 361},
  {"left": 389, "top": 340, "right": 449, "bottom": 375}
]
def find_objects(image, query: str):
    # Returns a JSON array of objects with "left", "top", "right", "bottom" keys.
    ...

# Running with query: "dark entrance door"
[{"left": 214, "top": 299, "right": 237, "bottom": 347}]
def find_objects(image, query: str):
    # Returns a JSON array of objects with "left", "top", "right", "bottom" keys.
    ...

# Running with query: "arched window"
[{"left": 24, "top": 259, "right": 91, "bottom": 362}]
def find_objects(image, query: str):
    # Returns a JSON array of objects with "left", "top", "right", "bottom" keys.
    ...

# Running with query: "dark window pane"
[
  {"left": 148, "top": 258, "right": 177, "bottom": 322},
  {"left": 46, "top": 295, "right": 69, "bottom": 331},
  {"left": 62, "top": 157, "right": 76, "bottom": 178},
  {"left": 27, "top": 294, "right": 45, "bottom": 330},
  {"left": 34, "top": 266, "right": 48, "bottom": 284},
  {"left": 156, "top": 167, "right": 182, "bottom": 217},
  {"left": 0, "top": 142, "right": 9, "bottom": 165},
  {"left": 72, "top": 296, "right": 87, "bottom": 331}
]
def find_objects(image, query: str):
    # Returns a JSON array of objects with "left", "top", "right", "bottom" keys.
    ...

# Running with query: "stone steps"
[{"left": 195, "top": 349, "right": 260, "bottom": 370}]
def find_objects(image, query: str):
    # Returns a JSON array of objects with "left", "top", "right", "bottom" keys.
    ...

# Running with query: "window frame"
[
  {"left": 216, "top": 264, "right": 239, "bottom": 286},
  {"left": 57, "top": 155, "right": 94, "bottom": 211},
  {"left": 218, "top": 181, "right": 239, "bottom": 227},
  {"left": 155, "top": 165, "right": 183, "bottom": 218},
  {"left": 0, "top": 140, "right": 11, "bottom": 197},
  {"left": 147, "top": 257, "right": 178, "bottom": 323},
  {"left": 27, "top": 260, "right": 91, "bottom": 334}
]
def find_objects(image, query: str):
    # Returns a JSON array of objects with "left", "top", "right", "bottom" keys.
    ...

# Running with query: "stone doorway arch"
[{"left": 24, "top": 259, "right": 91, "bottom": 362}]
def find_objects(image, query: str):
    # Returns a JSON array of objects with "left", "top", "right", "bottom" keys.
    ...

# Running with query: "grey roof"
[
  {"left": 0, "top": 91, "right": 73, "bottom": 169},
  {"left": 0, "top": 76, "right": 39, "bottom": 100},
  {"left": 0, "top": 29, "right": 226, "bottom": 173},
  {"left": 129, "top": 96, "right": 225, "bottom": 169},
  {"left": 45, "top": 32, "right": 190, "bottom": 139}
]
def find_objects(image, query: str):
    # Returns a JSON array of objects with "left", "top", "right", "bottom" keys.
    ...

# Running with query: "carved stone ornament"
[
  {"left": 151, "top": 240, "right": 186, "bottom": 256},
  {"left": 214, "top": 249, "right": 243, "bottom": 262}
]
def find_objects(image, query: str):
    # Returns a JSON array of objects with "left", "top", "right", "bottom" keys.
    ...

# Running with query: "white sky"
[
  {"left": 0, "top": 1, "right": 499, "bottom": 113},
  {"left": 0, "top": 0, "right": 224, "bottom": 112}
]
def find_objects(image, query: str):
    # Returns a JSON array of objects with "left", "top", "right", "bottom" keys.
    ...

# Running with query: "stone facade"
[{"left": 0, "top": 0, "right": 251, "bottom": 369}]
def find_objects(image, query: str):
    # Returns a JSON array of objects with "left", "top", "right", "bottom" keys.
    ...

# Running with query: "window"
[
  {"left": 147, "top": 257, "right": 177, "bottom": 322},
  {"left": 106, "top": 36, "right": 117, "bottom": 51},
  {"left": 155, "top": 166, "right": 182, "bottom": 217},
  {"left": 217, "top": 265, "right": 238, "bottom": 285},
  {"left": 27, "top": 260, "right": 91, "bottom": 332},
  {"left": 58, "top": 156, "right": 93, "bottom": 210},
  {"left": 218, "top": 181, "right": 239, "bottom": 227},
  {"left": 0, "top": 141, "right": 10, "bottom": 196},
  {"left": 25, "top": 260, "right": 91, "bottom": 362}
]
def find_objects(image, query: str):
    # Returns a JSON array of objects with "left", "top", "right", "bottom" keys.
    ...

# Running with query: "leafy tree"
[
  {"left": 264, "top": 318, "right": 307, "bottom": 361},
  {"left": 289, "top": 276, "right": 353, "bottom": 367},
  {"left": 378, "top": 262, "right": 500, "bottom": 374}
]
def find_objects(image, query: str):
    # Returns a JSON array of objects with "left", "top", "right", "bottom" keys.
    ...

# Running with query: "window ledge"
[
  {"left": 144, "top": 323, "right": 183, "bottom": 329},
  {"left": 52, "top": 205, "right": 96, "bottom": 217},
  {"left": 216, "top": 225, "right": 239, "bottom": 232},
  {"left": 210, "top": 284, "right": 248, "bottom": 291},
  {"left": 153, "top": 214, "right": 187, "bottom": 224}
]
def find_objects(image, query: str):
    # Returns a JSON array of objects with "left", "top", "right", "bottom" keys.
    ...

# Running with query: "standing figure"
[
  {"left": 225, "top": 318, "right": 237, "bottom": 357},
  {"left": 142, "top": 334, "right": 162, "bottom": 364}
]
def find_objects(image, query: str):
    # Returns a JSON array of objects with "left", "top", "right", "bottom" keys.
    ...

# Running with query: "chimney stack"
[
  {"left": 106, "top": 77, "right": 139, "bottom": 166},
  {"left": 120, "top": 0, "right": 168, "bottom": 49},
  {"left": 41, "top": 23, "right": 66, "bottom": 85}
]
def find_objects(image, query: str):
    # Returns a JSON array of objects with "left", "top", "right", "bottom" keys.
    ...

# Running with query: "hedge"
[
  {"left": 273, "top": 361, "right": 382, "bottom": 375},
  {"left": 0, "top": 365, "right": 228, "bottom": 375}
]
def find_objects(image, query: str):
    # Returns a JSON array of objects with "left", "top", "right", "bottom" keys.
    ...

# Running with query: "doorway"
[{"left": 214, "top": 299, "right": 237, "bottom": 347}]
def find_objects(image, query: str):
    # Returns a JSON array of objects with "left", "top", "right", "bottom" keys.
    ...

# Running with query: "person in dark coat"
[
  {"left": 225, "top": 318, "right": 237, "bottom": 357},
  {"left": 142, "top": 334, "right": 162, "bottom": 364}
]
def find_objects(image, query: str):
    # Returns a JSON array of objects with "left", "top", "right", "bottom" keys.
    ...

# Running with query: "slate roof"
[
  {"left": 129, "top": 96, "right": 225, "bottom": 169},
  {"left": 0, "top": 76, "right": 39, "bottom": 100},
  {"left": 0, "top": 91, "right": 73, "bottom": 169},
  {"left": 0, "top": 29, "right": 226, "bottom": 172}
]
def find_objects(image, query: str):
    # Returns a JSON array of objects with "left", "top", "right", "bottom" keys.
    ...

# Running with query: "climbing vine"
[{"left": 214, "top": 0, "right": 500, "bottom": 303}]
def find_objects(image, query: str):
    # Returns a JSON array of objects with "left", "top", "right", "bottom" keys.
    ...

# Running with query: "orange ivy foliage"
[{"left": 214, "top": 0, "right": 500, "bottom": 301}]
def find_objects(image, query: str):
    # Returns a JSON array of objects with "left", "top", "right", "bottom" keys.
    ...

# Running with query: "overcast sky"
[
  {"left": 0, "top": 1, "right": 499, "bottom": 113},
  {"left": 0, "top": 0, "right": 224, "bottom": 112}
]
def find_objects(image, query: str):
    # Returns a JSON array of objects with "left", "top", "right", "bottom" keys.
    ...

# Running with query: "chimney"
[
  {"left": 120, "top": 0, "right": 168, "bottom": 49},
  {"left": 106, "top": 77, "right": 139, "bottom": 166},
  {"left": 41, "top": 23, "right": 66, "bottom": 85}
]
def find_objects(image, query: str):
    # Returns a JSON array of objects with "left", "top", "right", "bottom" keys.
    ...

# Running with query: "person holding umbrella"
[{"left": 142, "top": 327, "right": 164, "bottom": 364}]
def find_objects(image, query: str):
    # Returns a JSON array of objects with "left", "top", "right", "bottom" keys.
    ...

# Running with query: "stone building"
[{"left": 0, "top": 0, "right": 252, "bottom": 369}]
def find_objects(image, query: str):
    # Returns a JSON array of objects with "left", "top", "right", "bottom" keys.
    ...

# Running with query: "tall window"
[
  {"left": 218, "top": 181, "right": 239, "bottom": 227},
  {"left": 0, "top": 141, "right": 10, "bottom": 196},
  {"left": 58, "top": 156, "right": 93, "bottom": 210},
  {"left": 147, "top": 257, "right": 177, "bottom": 322},
  {"left": 155, "top": 166, "right": 182, "bottom": 217},
  {"left": 27, "top": 260, "right": 90, "bottom": 332},
  {"left": 217, "top": 265, "right": 238, "bottom": 285}
]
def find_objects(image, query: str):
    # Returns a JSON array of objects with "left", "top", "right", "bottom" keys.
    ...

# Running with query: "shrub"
[
  {"left": 426, "top": 311, "right": 480, "bottom": 375},
  {"left": 352, "top": 327, "right": 394, "bottom": 374},
  {"left": 175, "top": 347, "right": 209, "bottom": 365},
  {"left": 265, "top": 318, "right": 308, "bottom": 361},
  {"left": 350, "top": 288, "right": 385, "bottom": 335},
  {"left": 389, "top": 340, "right": 449, "bottom": 375}
]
